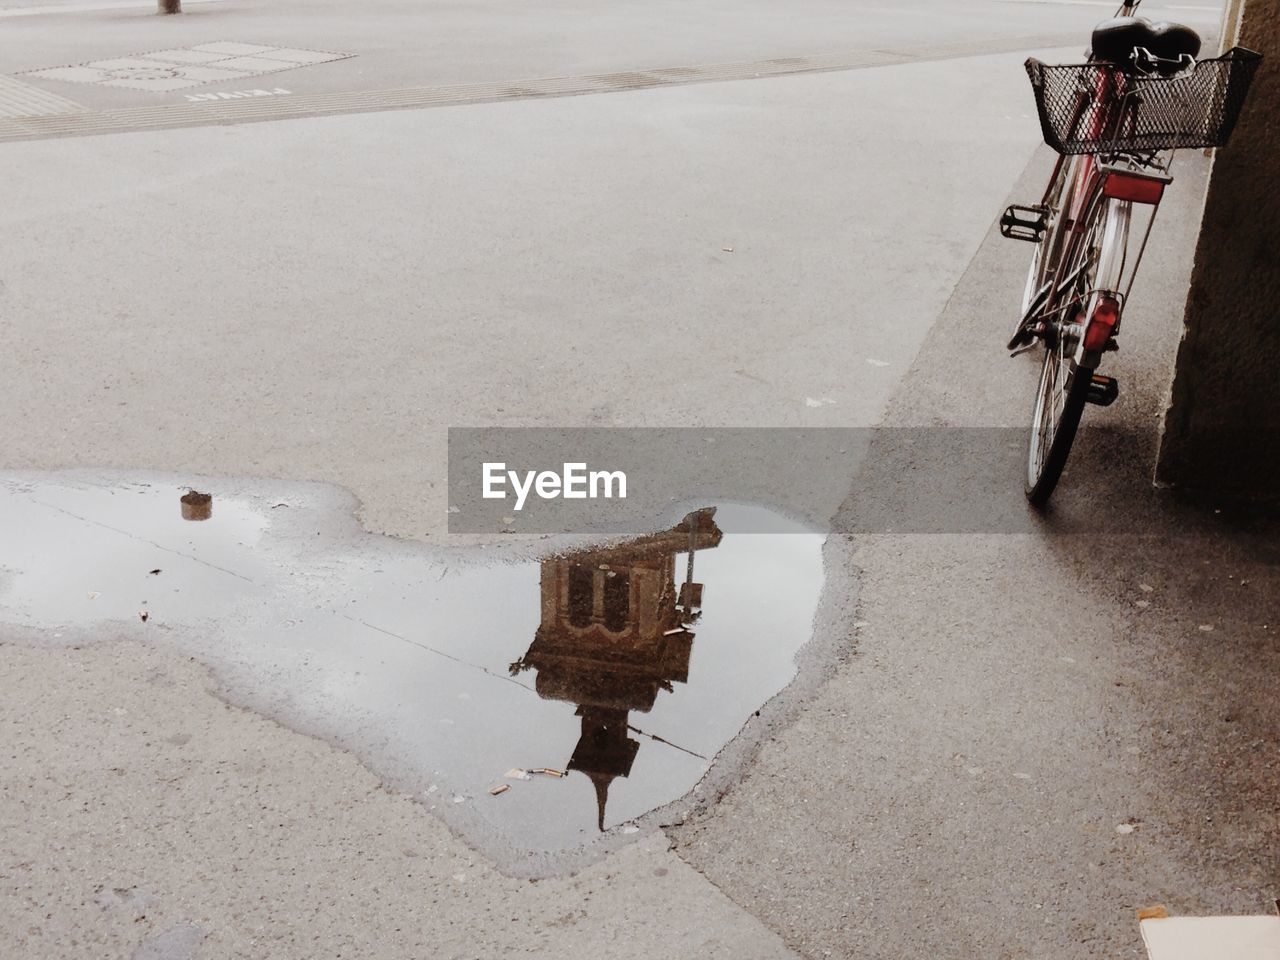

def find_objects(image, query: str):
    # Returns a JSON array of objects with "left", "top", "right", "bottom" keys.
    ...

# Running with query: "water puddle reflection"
[{"left": 0, "top": 476, "right": 825, "bottom": 857}]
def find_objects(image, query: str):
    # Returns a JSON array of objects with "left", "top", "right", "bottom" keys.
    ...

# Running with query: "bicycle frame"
[
  {"left": 1035, "top": 0, "right": 1147, "bottom": 229},
  {"left": 1029, "top": 1, "right": 1175, "bottom": 372}
]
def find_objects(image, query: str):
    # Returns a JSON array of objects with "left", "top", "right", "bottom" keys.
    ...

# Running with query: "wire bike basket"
[{"left": 1025, "top": 47, "right": 1262, "bottom": 155}]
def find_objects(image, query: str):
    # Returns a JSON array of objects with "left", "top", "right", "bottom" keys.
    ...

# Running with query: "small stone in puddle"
[{"left": 180, "top": 490, "right": 212, "bottom": 521}]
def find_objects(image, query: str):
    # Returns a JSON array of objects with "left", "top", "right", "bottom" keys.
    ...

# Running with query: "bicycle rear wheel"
[
  {"left": 1025, "top": 337, "right": 1092, "bottom": 505},
  {"left": 1009, "top": 162, "right": 1074, "bottom": 351},
  {"left": 1021, "top": 156, "right": 1074, "bottom": 318},
  {"left": 1024, "top": 188, "right": 1130, "bottom": 506}
]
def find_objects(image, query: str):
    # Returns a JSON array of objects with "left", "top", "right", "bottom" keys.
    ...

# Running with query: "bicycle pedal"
[
  {"left": 1086, "top": 373, "right": 1119, "bottom": 406},
  {"left": 1000, "top": 204, "right": 1049, "bottom": 243}
]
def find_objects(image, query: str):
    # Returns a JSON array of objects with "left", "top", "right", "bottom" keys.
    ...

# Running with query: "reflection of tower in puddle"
[{"left": 510, "top": 509, "right": 722, "bottom": 831}]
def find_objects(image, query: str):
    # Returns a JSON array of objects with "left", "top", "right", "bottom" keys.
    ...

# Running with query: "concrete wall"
[
  {"left": 1218, "top": 0, "right": 1246, "bottom": 51},
  {"left": 1155, "top": 0, "right": 1280, "bottom": 500}
]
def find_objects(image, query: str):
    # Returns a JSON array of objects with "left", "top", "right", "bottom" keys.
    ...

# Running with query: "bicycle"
[{"left": 1000, "top": 0, "right": 1261, "bottom": 506}]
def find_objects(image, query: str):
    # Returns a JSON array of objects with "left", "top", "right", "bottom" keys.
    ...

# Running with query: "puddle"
[{"left": 0, "top": 474, "right": 825, "bottom": 860}]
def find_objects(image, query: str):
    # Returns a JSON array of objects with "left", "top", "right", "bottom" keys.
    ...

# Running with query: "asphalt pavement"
[{"left": 2, "top": 1, "right": 1276, "bottom": 959}]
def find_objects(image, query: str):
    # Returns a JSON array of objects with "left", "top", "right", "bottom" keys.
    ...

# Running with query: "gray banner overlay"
[{"left": 447, "top": 428, "right": 1273, "bottom": 535}]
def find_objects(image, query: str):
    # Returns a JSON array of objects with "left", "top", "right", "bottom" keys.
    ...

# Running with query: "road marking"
[
  {"left": 0, "top": 31, "right": 1082, "bottom": 142},
  {"left": 23, "top": 43, "right": 351, "bottom": 92},
  {"left": 184, "top": 87, "right": 291, "bottom": 102},
  {"left": 0, "top": 73, "right": 86, "bottom": 117},
  {"left": 0, "top": 0, "right": 226, "bottom": 15}
]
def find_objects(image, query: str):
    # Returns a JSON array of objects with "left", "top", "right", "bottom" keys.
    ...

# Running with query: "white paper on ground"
[{"left": 1141, "top": 916, "right": 1280, "bottom": 960}]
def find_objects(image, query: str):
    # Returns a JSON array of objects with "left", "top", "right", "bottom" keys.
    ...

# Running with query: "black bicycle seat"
[{"left": 1091, "top": 16, "right": 1202, "bottom": 65}]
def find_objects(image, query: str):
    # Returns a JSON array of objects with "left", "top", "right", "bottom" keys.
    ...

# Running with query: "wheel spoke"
[{"left": 1025, "top": 184, "right": 1117, "bottom": 503}]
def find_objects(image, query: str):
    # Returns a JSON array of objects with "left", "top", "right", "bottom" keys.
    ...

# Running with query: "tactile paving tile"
[
  {"left": 21, "top": 42, "right": 352, "bottom": 92},
  {"left": 0, "top": 73, "right": 87, "bottom": 118}
]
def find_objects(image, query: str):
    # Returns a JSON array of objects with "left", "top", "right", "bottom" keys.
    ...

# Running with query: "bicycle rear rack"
[{"left": 1000, "top": 204, "right": 1049, "bottom": 243}]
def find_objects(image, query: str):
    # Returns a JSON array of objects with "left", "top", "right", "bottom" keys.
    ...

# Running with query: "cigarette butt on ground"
[
  {"left": 488, "top": 784, "right": 510, "bottom": 796},
  {"left": 535, "top": 768, "right": 565, "bottom": 778}
]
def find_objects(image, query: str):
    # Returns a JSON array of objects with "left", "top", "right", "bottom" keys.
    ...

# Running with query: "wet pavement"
[
  {"left": 0, "top": 474, "right": 825, "bottom": 858},
  {"left": 5, "top": 4, "right": 1276, "bottom": 956}
]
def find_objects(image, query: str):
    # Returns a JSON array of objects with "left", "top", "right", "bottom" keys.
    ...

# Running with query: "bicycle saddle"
[{"left": 1091, "top": 16, "right": 1202, "bottom": 65}]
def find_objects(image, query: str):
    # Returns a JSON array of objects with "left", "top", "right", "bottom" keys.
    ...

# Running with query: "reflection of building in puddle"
[{"left": 510, "top": 509, "right": 722, "bottom": 830}]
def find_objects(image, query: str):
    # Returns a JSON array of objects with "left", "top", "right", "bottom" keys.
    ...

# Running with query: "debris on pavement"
[
  {"left": 488, "top": 784, "right": 510, "bottom": 796},
  {"left": 533, "top": 768, "right": 564, "bottom": 778},
  {"left": 148, "top": 569, "right": 161, "bottom": 576},
  {"left": 139, "top": 610, "right": 149, "bottom": 622},
  {"left": 1138, "top": 905, "right": 1280, "bottom": 960},
  {"left": 504, "top": 768, "right": 532, "bottom": 781}
]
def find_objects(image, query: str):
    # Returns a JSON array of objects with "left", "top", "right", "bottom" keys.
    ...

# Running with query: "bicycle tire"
[
  {"left": 1022, "top": 157, "right": 1073, "bottom": 316},
  {"left": 1024, "top": 182, "right": 1126, "bottom": 506},
  {"left": 1025, "top": 350, "right": 1092, "bottom": 506},
  {"left": 1009, "top": 156, "right": 1075, "bottom": 351}
]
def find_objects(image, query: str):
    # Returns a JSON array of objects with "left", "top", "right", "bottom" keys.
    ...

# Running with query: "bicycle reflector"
[
  {"left": 1101, "top": 167, "right": 1171, "bottom": 205},
  {"left": 1084, "top": 296, "right": 1121, "bottom": 352}
]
